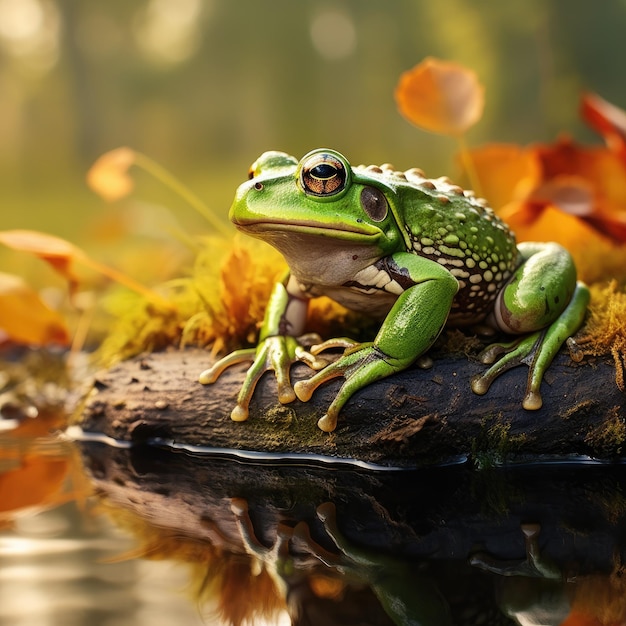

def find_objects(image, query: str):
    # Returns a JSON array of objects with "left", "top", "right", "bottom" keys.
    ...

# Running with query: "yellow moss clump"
[
  {"left": 97, "top": 235, "right": 280, "bottom": 365},
  {"left": 181, "top": 237, "right": 368, "bottom": 355},
  {"left": 97, "top": 235, "right": 370, "bottom": 366},
  {"left": 576, "top": 280, "right": 626, "bottom": 391},
  {"left": 183, "top": 236, "right": 285, "bottom": 355}
]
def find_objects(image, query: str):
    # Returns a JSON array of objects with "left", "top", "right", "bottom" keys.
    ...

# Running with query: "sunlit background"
[
  {"left": 1, "top": 0, "right": 626, "bottom": 244},
  {"left": 2, "top": 3, "right": 626, "bottom": 625}
]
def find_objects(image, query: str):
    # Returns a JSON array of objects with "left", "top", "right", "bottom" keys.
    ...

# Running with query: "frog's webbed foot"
[
  {"left": 198, "top": 333, "right": 329, "bottom": 423},
  {"left": 294, "top": 342, "right": 399, "bottom": 432},
  {"left": 471, "top": 331, "right": 546, "bottom": 410},
  {"left": 470, "top": 523, "right": 561, "bottom": 580},
  {"left": 471, "top": 281, "right": 590, "bottom": 411}
]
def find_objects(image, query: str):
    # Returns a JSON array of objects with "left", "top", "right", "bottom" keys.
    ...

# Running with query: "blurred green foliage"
[{"left": 1, "top": 0, "right": 625, "bottom": 241}]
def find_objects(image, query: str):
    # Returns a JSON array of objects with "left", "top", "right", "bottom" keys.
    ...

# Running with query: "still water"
[{"left": 3, "top": 411, "right": 626, "bottom": 626}]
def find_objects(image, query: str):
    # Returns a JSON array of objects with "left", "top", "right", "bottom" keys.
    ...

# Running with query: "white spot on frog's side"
[
  {"left": 351, "top": 265, "right": 404, "bottom": 295},
  {"left": 450, "top": 268, "right": 470, "bottom": 279}
]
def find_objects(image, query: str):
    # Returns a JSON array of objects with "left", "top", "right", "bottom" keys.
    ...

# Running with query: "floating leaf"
[
  {"left": 395, "top": 57, "right": 484, "bottom": 136},
  {"left": 86, "top": 147, "right": 137, "bottom": 202},
  {"left": 0, "top": 272, "right": 69, "bottom": 346}
]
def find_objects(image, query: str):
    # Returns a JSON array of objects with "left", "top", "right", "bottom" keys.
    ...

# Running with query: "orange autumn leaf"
[
  {"left": 532, "top": 138, "right": 626, "bottom": 243},
  {"left": 581, "top": 92, "right": 626, "bottom": 162},
  {"left": 0, "top": 229, "right": 83, "bottom": 293},
  {"left": 0, "top": 454, "right": 70, "bottom": 520},
  {"left": 466, "top": 143, "right": 541, "bottom": 209},
  {"left": 0, "top": 229, "right": 173, "bottom": 309},
  {"left": 469, "top": 131, "right": 626, "bottom": 250},
  {"left": 86, "top": 146, "right": 137, "bottom": 202},
  {"left": 395, "top": 57, "right": 484, "bottom": 136},
  {"left": 0, "top": 272, "right": 70, "bottom": 346}
]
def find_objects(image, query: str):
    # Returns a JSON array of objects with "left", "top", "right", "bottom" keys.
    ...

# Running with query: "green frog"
[{"left": 199, "top": 149, "right": 589, "bottom": 432}]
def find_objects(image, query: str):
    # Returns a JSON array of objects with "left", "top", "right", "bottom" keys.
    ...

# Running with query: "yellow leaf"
[
  {"left": 0, "top": 272, "right": 69, "bottom": 345},
  {"left": 395, "top": 57, "right": 484, "bottom": 136},
  {"left": 86, "top": 146, "right": 137, "bottom": 202}
]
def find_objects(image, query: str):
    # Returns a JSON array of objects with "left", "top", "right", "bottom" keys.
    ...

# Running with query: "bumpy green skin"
[{"left": 199, "top": 149, "right": 590, "bottom": 432}]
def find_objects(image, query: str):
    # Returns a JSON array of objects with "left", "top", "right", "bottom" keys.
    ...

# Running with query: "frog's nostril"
[{"left": 254, "top": 182, "right": 264, "bottom": 191}]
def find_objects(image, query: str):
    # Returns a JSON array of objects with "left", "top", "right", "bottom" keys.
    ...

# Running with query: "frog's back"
[{"left": 354, "top": 163, "right": 519, "bottom": 326}]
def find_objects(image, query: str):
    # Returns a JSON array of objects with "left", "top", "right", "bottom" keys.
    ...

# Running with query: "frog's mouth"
[{"left": 232, "top": 218, "right": 382, "bottom": 241}]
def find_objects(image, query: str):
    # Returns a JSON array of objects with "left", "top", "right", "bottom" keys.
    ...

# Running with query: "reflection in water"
[
  {"left": 0, "top": 432, "right": 212, "bottom": 625},
  {"left": 77, "top": 441, "right": 626, "bottom": 625},
  {"left": 2, "top": 401, "right": 626, "bottom": 625}
]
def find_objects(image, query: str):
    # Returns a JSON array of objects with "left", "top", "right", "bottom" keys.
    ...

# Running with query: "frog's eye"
[
  {"left": 300, "top": 153, "right": 347, "bottom": 197},
  {"left": 360, "top": 186, "right": 388, "bottom": 222}
]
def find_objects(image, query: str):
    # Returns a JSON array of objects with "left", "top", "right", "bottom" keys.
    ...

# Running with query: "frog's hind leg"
[{"left": 472, "top": 281, "right": 590, "bottom": 409}]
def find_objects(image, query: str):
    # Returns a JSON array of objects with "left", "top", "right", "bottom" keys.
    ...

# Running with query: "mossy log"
[{"left": 79, "top": 345, "right": 625, "bottom": 468}]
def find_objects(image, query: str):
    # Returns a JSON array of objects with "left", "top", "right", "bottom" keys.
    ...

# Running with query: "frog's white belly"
[{"left": 301, "top": 282, "right": 398, "bottom": 319}]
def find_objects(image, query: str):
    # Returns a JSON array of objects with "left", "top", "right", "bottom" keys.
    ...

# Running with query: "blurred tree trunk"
[{"left": 57, "top": 0, "right": 101, "bottom": 164}]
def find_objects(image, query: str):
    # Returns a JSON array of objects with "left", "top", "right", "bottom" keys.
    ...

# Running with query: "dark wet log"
[{"left": 79, "top": 345, "right": 625, "bottom": 468}]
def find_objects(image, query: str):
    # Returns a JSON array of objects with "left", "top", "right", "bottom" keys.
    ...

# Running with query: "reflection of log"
[
  {"left": 80, "top": 347, "right": 625, "bottom": 468},
  {"left": 80, "top": 442, "right": 626, "bottom": 589}
]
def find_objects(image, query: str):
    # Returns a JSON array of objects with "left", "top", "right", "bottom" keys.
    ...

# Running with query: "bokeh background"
[{"left": 1, "top": 0, "right": 625, "bottom": 245}]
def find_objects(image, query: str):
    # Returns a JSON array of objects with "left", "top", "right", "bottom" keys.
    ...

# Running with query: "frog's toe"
[
  {"left": 293, "top": 379, "right": 314, "bottom": 402},
  {"left": 522, "top": 389, "right": 543, "bottom": 411},
  {"left": 294, "top": 366, "right": 343, "bottom": 403},
  {"left": 294, "top": 347, "right": 332, "bottom": 371},
  {"left": 476, "top": 339, "right": 522, "bottom": 365},
  {"left": 231, "top": 404, "right": 249, "bottom": 422},
  {"left": 470, "top": 374, "right": 490, "bottom": 396},
  {"left": 274, "top": 363, "right": 297, "bottom": 404},
  {"left": 317, "top": 410, "right": 339, "bottom": 433},
  {"left": 277, "top": 382, "right": 296, "bottom": 404},
  {"left": 310, "top": 337, "right": 359, "bottom": 354},
  {"left": 198, "top": 348, "right": 256, "bottom": 385},
  {"left": 198, "top": 367, "right": 218, "bottom": 385}
]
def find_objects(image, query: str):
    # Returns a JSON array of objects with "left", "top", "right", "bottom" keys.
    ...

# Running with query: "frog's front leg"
[
  {"left": 199, "top": 274, "right": 329, "bottom": 422},
  {"left": 471, "top": 242, "right": 590, "bottom": 409},
  {"left": 294, "top": 253, "right": 459, "bottom": 432}
]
